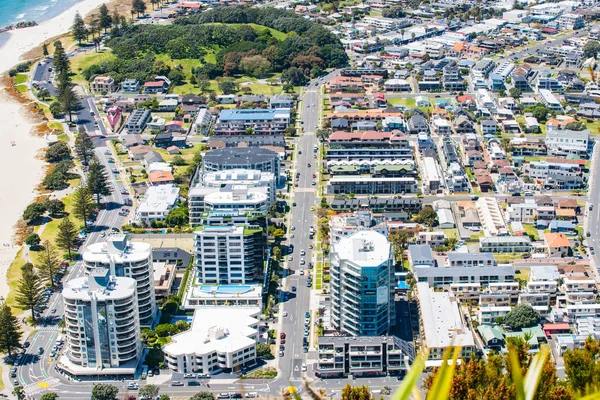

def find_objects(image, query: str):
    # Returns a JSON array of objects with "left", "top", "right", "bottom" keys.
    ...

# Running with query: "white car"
[
  {"left": 300, "top": 269, "right": 305, "bottom": 276},
  {"left": 127, "top": 382, "right": 139, "bottom": 390},
  {"left": 301, "top": 363, "right": 307, "bottom": 372}
]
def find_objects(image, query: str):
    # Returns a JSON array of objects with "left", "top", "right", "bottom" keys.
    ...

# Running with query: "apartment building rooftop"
[{"left": 417, "top": 282, "right": 475, "bottom": 349}]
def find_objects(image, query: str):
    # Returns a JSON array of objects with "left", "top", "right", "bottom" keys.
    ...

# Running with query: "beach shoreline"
[{"left": 0, "top": 0, "right": 109, "bottom": 301}]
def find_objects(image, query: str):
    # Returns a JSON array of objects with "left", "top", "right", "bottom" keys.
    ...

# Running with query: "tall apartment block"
[
  {"left": 194, "top": 225, "right": 265, "bottom": 284},
  {"left": 59, "top": 268, "right": 141, "bottom": 377},
  {"left": 330, "top": 230, "right": 395, "bottom": 336},
  {"left": 82, "top": 235, "right": 157, "bottom": 325}
]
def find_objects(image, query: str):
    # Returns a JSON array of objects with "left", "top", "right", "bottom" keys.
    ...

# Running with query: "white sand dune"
[{"left": 0, "top": 0, "right": 107, "bottom": 299}]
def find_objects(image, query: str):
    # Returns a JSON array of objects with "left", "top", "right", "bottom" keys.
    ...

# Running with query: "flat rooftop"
[
  {"left": 417, "top": 282, "right": 475, "bottom": 349},
  {"left": 163, "top": 307, "right": 260, "bottom": 356}
]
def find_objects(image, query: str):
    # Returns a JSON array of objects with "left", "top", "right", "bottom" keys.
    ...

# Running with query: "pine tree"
[
  {"left": 132, "top": 0, "right": 146, "bottom": 17},
  {"left": 42, "top": 43, "right": 49, "bottom": 57},
  {"left": 99, "top": 4, "right": 112, "bottom": 33},
  {"left": 112, "top": 10, "right": 121, "bottom": 29},
  {"left": 36, "top": 241, "right": 60, "bottom": 288},
  {"left": 75, "top": 126, "right": 95, "bottom": 165},
  {"left": 72, "top": 185, "right": 94, "bottom": 229},
  {"left": 0, "top": 299, "right": 22, "bottom": 357},
  {"left": 53, "top": 41, "right": 69, "bottom": 77},
  {"left": 56, "top": 217, "right": 78, "bottom": 261},
  {"left": 71, "top": 12, "right": 88, "bottom": 45},
  {"left": 15, "top": 263, "right": 44, "bottom": 324},
  {"left": 87, "top": 158, "right": 112, "bottom": 205},
  {"left": 58, "top": 84, "right": 81, "bottom": 122}
]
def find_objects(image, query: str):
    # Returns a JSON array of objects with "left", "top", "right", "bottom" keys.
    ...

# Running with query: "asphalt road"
[
  {"left": 584, "top": 142, "right": 600, "bottom": 269},
  {"left": 16, "top": 138, "right": 130, "bottom": 397}
]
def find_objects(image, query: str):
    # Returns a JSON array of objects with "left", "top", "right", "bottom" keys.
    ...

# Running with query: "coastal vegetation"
[{"left": 80, "top": 6, "right": 347, "bottom": 94}]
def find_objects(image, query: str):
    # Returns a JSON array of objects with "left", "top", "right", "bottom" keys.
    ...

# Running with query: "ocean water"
[{"left": 0, "top": 0, "right": 83, "bottom": 28}]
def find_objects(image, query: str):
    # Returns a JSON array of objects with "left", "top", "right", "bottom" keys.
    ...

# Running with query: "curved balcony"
[
  {"left": 118, "top": 344, "right": 138, "bottom": 354},
  {"left": 114, "top": 303, "right": 135, "bottom": 313},
  {"left": 117, "top": 330, "right": 137, "bottom": 342}
]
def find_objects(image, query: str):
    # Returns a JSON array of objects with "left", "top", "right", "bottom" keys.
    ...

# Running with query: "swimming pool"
[{"left": 199, "top": 285, "right": 252, "bottom": 294}]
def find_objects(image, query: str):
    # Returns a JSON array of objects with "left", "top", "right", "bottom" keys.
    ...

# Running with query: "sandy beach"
[{"left": 0, "top": 0, "right": 108, "bottom": 300}]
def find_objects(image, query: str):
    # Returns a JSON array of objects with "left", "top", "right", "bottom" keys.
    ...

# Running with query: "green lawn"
[
  {"left": 153, "top": 143, "right": 203, "bottom": 164},
  {"left": 5, "top": 250, "right": 26, "bottom": 314},
  {"left": 207, "top": 23, "right": 291, "bottom": 41},
  {"left": 70, "top": 50, "right": 115, "bottom": 85},
  {"left": 442, "top": 228, "right": 459, "bottom": 239},
  {"left": 523, "top": 224, "right": 539, "bottom": 241},
  {"left": 584, "top": 120, "right": 600, "bottom": 136},
  {"left": 388, "top": 97, "right": 430, "bottom": 113},
  {"left": 16, "top": 85, "right": 28, "bottom": 93},
  {"left": 15, "top": 74, "right": 28, "bottom": 85},
  {"left": 48, "top": 121, "right": 64, "bottom": 132}
]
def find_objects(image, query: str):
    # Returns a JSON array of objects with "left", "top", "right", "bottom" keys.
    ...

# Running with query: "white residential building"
[
  {"left": 163, "top": 307, "right": 259, "bottom": 374},
  {"left": 384, "top": 79, "right": 411, "bottom": 92},
  {"left": 422, "top": 157, "right": 443, "bottom": 194},
  {"left": 135, "top": 184, "right": 180, "bottom": 224},
  {"left": 506, "top": 199, "right": 537, "bottom": 223},
  {"left": 189, "top": 170, "right": 276, "bottom": 226},
  {"left": 476, "top": 197, "right": 507, "bottom": 236},
  {"left": 414, "top": 251, "right": 514, "bottom": 288},
  {"left": 82, "top": 235, "right": 157, "bottom": 325},
  {"left": 59, "top": 269, "right": 141, "bottom": 377},
  {"left": 416, "top": 282, "right": 476, "bottom": 363},
  {"left": 329, "top": 210, "right": 388, "bottom": 243},
  {"left": 545, "top": 129, "right": 590, "bottom": 156},
  {"left": 194, "top": 225, "right": 265, "bottom": 285},
  {"left": 203, "top": 187, "right": 269, "bottom": 213},
  {"left": 539, "top": 89, "right": 563, "bottom": 113}
]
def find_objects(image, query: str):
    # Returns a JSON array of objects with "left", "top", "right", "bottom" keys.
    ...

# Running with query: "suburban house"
[
  {"left": 545, "top": 232, "right": 570, "bottom": 257},
  {"left": 91, "top": 76, "right": 116, "bottom": 93}
]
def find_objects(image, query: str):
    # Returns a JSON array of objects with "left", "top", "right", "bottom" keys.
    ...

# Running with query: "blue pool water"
[{"left": 199, "top": 285, "right": 252, "bottom": 294}]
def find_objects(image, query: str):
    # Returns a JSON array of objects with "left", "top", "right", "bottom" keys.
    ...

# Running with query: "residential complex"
[
  {"left": 82, "top": 235, "right": 157, "bottom": 325},
  {"left": 59, "top": 269, "right": 141, "bottom": 378},
  {"left": 330, "top": 231, "right": 395, "bottom": 336}
]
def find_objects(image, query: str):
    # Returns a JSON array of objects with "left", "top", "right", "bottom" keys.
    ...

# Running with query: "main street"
[{"left": 15, "top": 97, "right": 130, "bottom": 397}]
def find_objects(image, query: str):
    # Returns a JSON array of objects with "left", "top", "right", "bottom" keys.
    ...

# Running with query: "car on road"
[
  {"left": 280, "top": 332, "right": 286, "bottom": 339},
  {"left": 218, "top": 393, "right": 230, "bottom": 399},
  {"left": 309, "top": 244, "right": 313, "bottom": 249},
  {"left": 120, "top": 189, "right": 129, "bottom": 195},
  {"left": 300, "top": 269, "right": 305, "bottom": 275},
  {"left": 291, "top": 226, "right": 296, "bottom": 231},
  {"left": 307, "top": 163, "right": 311, "bottom": 167},
  {"left": 302, "top": 363, "right": 307, "bottom": 372},
  {"left": 291, "top": 286, "right": 296, "bottom": 292},
  {"left": 292, "top": 202, "right": 297, "bottom": 207},
  {"left": 127, "top": 382, "right": 139, "bottom": 390},
  {"left": 283, "top": 311, "right": 288, "bottom": 317},
  {"left": 587, "top": 232, "right": 591, "bottom": 237},
  {"left": 51, "top": 308, "right": 56, "bottom": 314},
  {"left": 590, "top": 205, "right": 594, "bottom": 211},
  {"left": 288, "top": 256, "right": 293, "bottom": 262},
  {"left": 188, "top": 381, "right": 200, "bottom": 386},
  {"left": 281, "top": 338, "right": 286, "bottom": 344},
  {"left": 10, "top": 367, "right": 16, "bottom": 378},
  {"left": 310, "top": 206, "right": 315, "bottom": 211},
  {"left": 279, "top": 344, "right": 285, "bottom": 351},
  {"left": 38, "top": 347, "right": 44, "bottom": 355},
  {"left": 300, "top": 250, "right": 306, "bottom": 256},
  {"left": 171, "top": 381, "right": 184, "bottom": 386},
  {"left": 279, "top": 351, "right": 284, "bottom": 357},
  {"left": 184, "top": 373, "right": 195, "bottom": 379}
]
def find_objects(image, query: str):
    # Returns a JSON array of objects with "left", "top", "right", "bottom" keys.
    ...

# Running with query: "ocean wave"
[{"left": 15, "top": 13, "right": 25, "bottom": 20}]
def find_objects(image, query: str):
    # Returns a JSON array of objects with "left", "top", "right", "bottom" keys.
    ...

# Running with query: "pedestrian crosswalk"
[
  {"left": 23, "top": 378, "right": 61, "bottom": 396},
  {"left": 38, "top": 325, "right": 60, "bottom": 332}
]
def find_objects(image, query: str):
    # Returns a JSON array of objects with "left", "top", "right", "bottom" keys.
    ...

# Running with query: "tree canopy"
[
  {"left": 85, "top": 6, "right": 347, "bottom": 86},
  {"left": 503, "top": 303, "right": 540, "bottom": 330}
]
